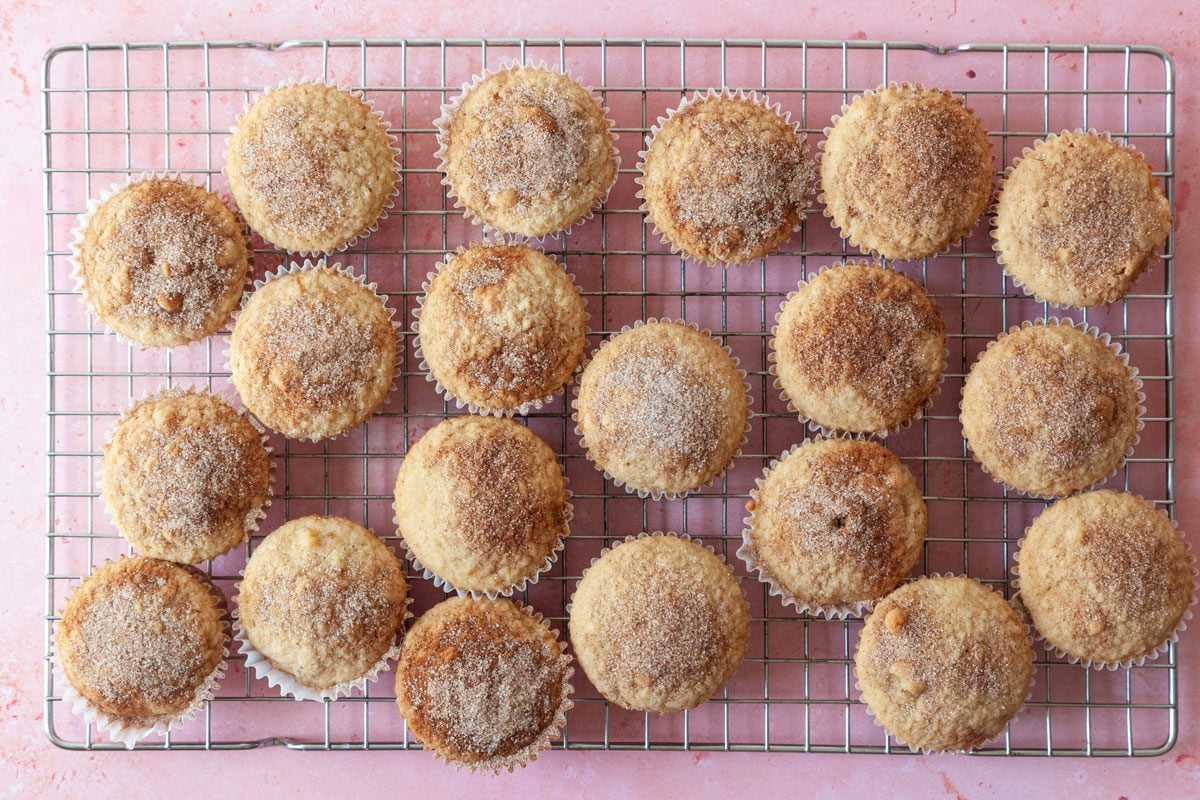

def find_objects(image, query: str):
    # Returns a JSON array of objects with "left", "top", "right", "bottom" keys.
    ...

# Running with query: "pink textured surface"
[{"left": 3, "top": 1, "right": 1200, "bottom": 797}]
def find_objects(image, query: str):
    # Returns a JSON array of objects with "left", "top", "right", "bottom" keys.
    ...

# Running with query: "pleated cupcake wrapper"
[
  {"left": 68, "top": 172, "right": 255, "bottom": 349},
  {"left": 766, "top": 261, "right": 949, "bottom": 440},
  {"left": 413, "top": 602, "right": 576, "bottom": 773},
  {"left": 412, "top": 237, "right": 591, "bottom": 418},
  {"left": 224, "top": 259, "right": 402, "bottom": 443},
  {"left": 570, "top": 318, "right": 754, "bottom": 501},
  {"left": 736, "top": 439, "right": 895, "bottom": 621},
  {"left": 54, "top": 559, "right": 230, "bottom": 748},
  {"left": 231, "top": 576, "right": 413, "bottom": 702},
  {"left": 817, "top": 81, "right": 995, "bottom": 262},
  {"left": 433, "top": 61, "right": 621, "bottom": 241},
  {"left": 855, "top": 572, "right": 1036, "bottom": 755},
  {"left": 222, "top": 77, "right": 401, "bottom": 257},
  {"left": 634, "top": 88, "right": 816, "bottom": 267},
  {"left": 96, "top": 385, "right": 276, "bottom": 563},
  {"left": 1011, "top": 505, "right": 1198, "bottom": 671},
  {"left": 391, "top": 467, "right": 573, "bottom": 600},
  {"left": 990, "top": 129, "right": 1169, "bottom": 309},
  {"left": 960, "top": 316, "right": 1146, "bottom": 500}
]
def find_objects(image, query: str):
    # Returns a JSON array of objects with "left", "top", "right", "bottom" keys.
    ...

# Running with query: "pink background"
[{"left": 5, "top": 0, "right": 1200, "bottom": 797}]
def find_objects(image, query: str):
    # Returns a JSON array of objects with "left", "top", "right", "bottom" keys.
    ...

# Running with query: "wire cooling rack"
[{"left": 42, "top": 38, "right": 1177, "bottom": 756}]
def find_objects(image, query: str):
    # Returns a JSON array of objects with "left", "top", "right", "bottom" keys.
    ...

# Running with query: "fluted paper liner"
[{"left": 635, "top": 88, "right": 815, "bottom": 267}]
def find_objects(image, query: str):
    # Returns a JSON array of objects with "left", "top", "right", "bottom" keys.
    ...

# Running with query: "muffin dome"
[
  {"left": 436, "top": 65, "right": 618, "bottom": 238},
  {"left": 854, "top": 575, "right": 1033, "bottom": 752},
  {"left": 960, "top": 320, "right": 1142, "bottom": 497},
  {"left": 101, "top": 389, "right": 273, "bottom": 564},
  {"left": 415, "top": 241, "right": 587, "bottom": 415},
  {"left": 1015, "top": 490, "right": 1193, "bottom": 666},
  {"left": 772, "top": 262, "right": 944, "bottom": 435},
  {"left": 73, "top": 177, "right": 250, "bottom": 347},
  {"left": 820, "top": 83, "right": 993, "bottom": 260},
  {"left": 639, "top": 91, "right": 812, "bottom": 265},
  {"left": 739, "top": 438, "right": 926, "bottom": 614},
  {"left": 396, "top": 597, "right": 572, "bottom": 772},
  {"left": 393, "top": 416, "right": 570, "bottom": 596},
  {"left": 569, "top": 533, "right": 748, "bottom": 713},
  {"left": 574, "top": 320, "right": 749, "bottom": 498},
  {"left": 994, "top": 131, "right": 1171, "bottom": 308},
  {"left": 229, "top": 264, "right": 396, "bottom": 441},
  {"left": 224, "top": 82, "right": 396, "bottom": 253}
]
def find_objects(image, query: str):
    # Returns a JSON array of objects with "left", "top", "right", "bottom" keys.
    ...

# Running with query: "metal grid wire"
[{"left": 43, "top": 38, "right": 1176, "bottom": 755}]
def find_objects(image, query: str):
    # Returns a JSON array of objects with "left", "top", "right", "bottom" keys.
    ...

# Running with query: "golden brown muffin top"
[{"left": 57, "top": 557, "right": 226, "bottom": 725}]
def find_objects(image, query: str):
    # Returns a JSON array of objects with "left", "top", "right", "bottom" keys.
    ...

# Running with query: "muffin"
[
  {"left": 71, "top": 176, "right": 250, "bottom": 347},
  {"left": 739, "top": 438, "right": 926, "bottom": 616},
  {"left": 638, "top": 90, "right": 813, "bottom": 265},
  {"left": 993, "top": 132, "right": 1171, "bottom": 308},
  {"left": 1014, "top": 490, "right": 1194, "bottom": 667},
  {"left": 569, "top": 533, "right": 749, "bottom": 713},
  {"left": 396, "top": 597, "right": 573, "bottom": 772},
  {"left": 960, "top": 320, "right": 1143, "bottom": 497},
  {"left": 415, "top": 241, "right": 588, "bottom": 415},
  {"left": 56, "top": 557, "right": 226, "bottom": 745},
  {"left": 101, "top": 388, "right": 273, "bottom": 564},
  {"left": 435, "top": 64, "right": 619, "bottom": 238},
  {"left": 574, "top": 320, "right": 749, "bottom": 498},
  {"left": 771, "top": 262, "right": 945, "bottom": 436},
  {"left": 224, "top": 81, "right": 397, "bottom": 253},
  {"left": 819, "top": 83, "right": 994, "bottom": 260},
  {"left": 235, "top": 515, "right": 408, "bottom": 698},
  {"left": 854, "top": 575, "right": 1033, "bottom": 752},
  {"left": 228, "top": 263, "right": 397, "bottom": 441}
]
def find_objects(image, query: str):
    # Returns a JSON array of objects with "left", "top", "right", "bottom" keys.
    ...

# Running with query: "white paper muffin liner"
[
  {"left": 391, "top": 459, "right": 573, "bottom": 600},
  {"left": 570, "top": 318, "right": 754, "bottom": 501},
  {"left": 432, "top": 61, "right": 621, "bottom": 241},
  {"left": 96, "top": 385, "right": 275, "bottom": 564},
  {"left": 405, "top": 601, "right": 575, "bottom": 773},
  {"left": 635, "top": 88, "right": 816, "bottom": 267},
  {"left": 767, "top": 261, "right": 949, "bottom": 440},
  {"left": 990, "top": 129, "right": 1170, "bottom": 309},
  {"left": 736, "top": 438, "right": 924, "bottom": 620},
  {"left": 231, "top": 555, "right": 414, "bottom": 702},
  {"left": 959, "top": 316, "right": 1146, "bottom": 500},
  {"left": 222, "top": 77, "right": 401, "bottom": 257},
  {"left": 412, "top": 237, "right": 590, "bottom": 417},
  {"left": 854, "top": 572, "right": 1036, "bottom": 755},
  {"left": 816, "top": 81, "right": 996, "bottom": 262},
  {"left": 68, "top": 172, "right": 255, "bottom": 349},
  {"left": 224, "top": 259, "right": 401, "bottom": 443},
  {"left": 53, "top": 558, "right": 230, "bottom": 748},
  {"left": 1011, "top": 499, "right": 1198, "bottom": 670}
]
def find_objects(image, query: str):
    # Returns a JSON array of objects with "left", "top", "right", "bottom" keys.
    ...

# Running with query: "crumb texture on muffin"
[
  {"left": 640, "top": 93, "right": 812, "bottom": 265},
  {"left": 224, "top": 83, "right": 396, "bottom": 253},
  {"left": 75, "top": 178, "right": 250, "bottom": 347},
  {"left": 396, "top": 597, "right": 571, "bottom": 772},
  {"left": 741, "top": 438, "right": 926, "bottom": 610},
  {"left": 960, "top": 322, "right": 1141, "bottom": 497},
  {"left": 994, "top": 132, "right": 1171, "bottom": 308},
  {"left": 854, "top": 575, "right": 1033, "bottom": 752},
  {"left": 820, "top": 84, "right": 993, "bottom": 260},
  {"left": 574, "top": 320, "right": 748, "bottom": 498},
  {"left": 417, "top": 242, "right": 587, "bottom": 413},
  {"left": 773, "top": 262, "right": 945, "bottom": 434},
  {"left": 439, "top": 65, "right": 618, "bottom": 237},
  {"left": 237, "top": 515, "right": 407, "bottom": 691},
  {"left": 229, "top": 265, "right": 396, "bottom": 441},
  {"left": 57, "top": 557, "right": 226, "bottom": 726},
  {"left": 569, "top": 534, "right": 748, "bottom": 713},
  {"left": 394, "top": 416, "right": 569, "bottom": 595},
  {"left": 1016, "top": 490, "right": 1193, "bottom": 665}
]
